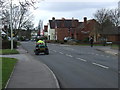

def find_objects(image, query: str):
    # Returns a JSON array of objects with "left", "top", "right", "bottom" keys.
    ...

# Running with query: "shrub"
[
  {"left": 2, "top": 40, "right": 17, "bottom": 49},
  {"left": 82, "top": 37, "right": 89, "bottom": 43},
  {"left": 19, "top": 36, "right": 25, "bottom": 41}
]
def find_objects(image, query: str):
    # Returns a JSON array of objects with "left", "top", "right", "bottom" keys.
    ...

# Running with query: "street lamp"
[{"left": 10, "top": 0, "right": 13, "bottom": 50}]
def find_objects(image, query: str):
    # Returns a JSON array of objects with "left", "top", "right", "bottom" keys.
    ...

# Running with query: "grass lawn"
[
  {"left": 0, "top": 49, "right": 19, "bottom": 55},
  {"left": 1, "top": 57, "right": 18, "bottom": 89},
  {"left": 111, "top": 44, "right": 119, "bottom": 50}
]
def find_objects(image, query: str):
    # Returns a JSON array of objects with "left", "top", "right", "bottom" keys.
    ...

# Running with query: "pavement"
[
  {"left": 1, "top": 45, "right": 60, "bottom": 88},
  {"left": 95, "top": 46, "right": 119, "bottom": 56},
  {"left": 1, "top": 44, "right": 119, "bottom": 88}
]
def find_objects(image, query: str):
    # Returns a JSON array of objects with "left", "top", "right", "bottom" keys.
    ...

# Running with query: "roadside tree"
[
  {"left": 94, "top": 8, "right": 117, "bottom": 45},
  {"left": 1, "top": 0, "right": 41, "bottom": 38}
]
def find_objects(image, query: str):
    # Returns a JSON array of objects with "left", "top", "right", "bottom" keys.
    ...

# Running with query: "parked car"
[{"left": 64, "top": 37, "right": 72, "bottom": 42}]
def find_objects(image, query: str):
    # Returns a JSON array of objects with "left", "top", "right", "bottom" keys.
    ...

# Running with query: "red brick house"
[
  {"left": 49, "top": 17, "right": 79, "bottom": 41},
  {"left": 74, "top": 17, "right": 99, "bottom": 42},
  {"left": 98, "top": 26, "right": 120, "bottom": 43},
  {"left": 48, "top": 17, "right": 120, "bottom": 43}
]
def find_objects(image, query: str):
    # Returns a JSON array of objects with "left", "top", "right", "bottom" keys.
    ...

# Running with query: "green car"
[{"left": 34, "top": 44, "right": 49, "bottom": 55}]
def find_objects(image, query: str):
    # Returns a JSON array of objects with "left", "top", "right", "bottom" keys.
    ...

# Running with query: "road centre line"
[
  {"left": 92, "top": 62, "right": 109, "bottom": 69},
  {"left": 53, "top": 50, "right": 57, "bottom": 52},
  {"left": 59, "top": 52, "right": 64, "bottom": 54},
  {"left": 66, "top": 54, "right": 73, "bottom": 57},
  {"left": 76, "top": 58, "right": 87, "bottom": 62}
]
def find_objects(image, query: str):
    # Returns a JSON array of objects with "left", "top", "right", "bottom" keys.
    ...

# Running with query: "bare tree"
[
  {"left": 94, "top": 8, "right": 114, "bottom": 45},
  {"left": 94, "top": 9, "right": 110, "bottom": 25},
  {"left": 1, "top": 0, "right": 42, "bottom": 37},
  {"left": 94, "top": 8, "right": 110, "bottom": 34},
  {"left": 109, "top": 8, "right": 120, "bottom": 27}
]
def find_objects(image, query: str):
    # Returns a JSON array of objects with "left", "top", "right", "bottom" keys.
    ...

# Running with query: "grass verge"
[
  {"left": 1, "top": 57, "right": 18, "bottom": 89},
  {"left": 0, "top": 49, "right": 19, "bottom": 55},
  {"left": 111, "top": 44, "right": 119, "bottom": 50}
]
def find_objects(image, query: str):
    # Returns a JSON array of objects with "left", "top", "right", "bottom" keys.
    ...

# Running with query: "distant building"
[
  {"left": 76, "top": 17, "right": 100, "bottom": 42},
  {"left": 47, "top": 17, "right": 120, "bottom": 43},
  {"left": 48, "top": 17, "right": 79, "bottom": 41}
]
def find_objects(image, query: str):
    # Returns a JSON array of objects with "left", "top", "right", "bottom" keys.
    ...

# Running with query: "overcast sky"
[{"left": 27, "top": 0, "right": 119, "bottom": 27}]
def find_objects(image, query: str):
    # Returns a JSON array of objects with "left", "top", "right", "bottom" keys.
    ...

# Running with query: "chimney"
[
  {"left": 52, "top": 17, "right": 55, "bottom": 20},
  {"left": 72, "top": 17, "right": 74, "bottom": 28},
  {"left": 84, "top": 17, "right": 87, "bottom": 26},
  {"left": 62, "top": 17, "right": 65, "bottom": 20},
  {"left": 61, "top": 17, "right": 65, "bottom": 27}
]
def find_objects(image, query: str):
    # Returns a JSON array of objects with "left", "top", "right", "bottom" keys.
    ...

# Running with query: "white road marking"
[
  {"left": 53, "top": 50, "right": 57, "bottom": 52},
  {"left": 76, "top": 58, "right": 87, "bottom": 62},
  {"left": 59, "top": 52, "right": 64, "bottom": 54},
  {"left": 96, "top": 54, "right": 99, "bottom": 55},
  {"left": 92, "top": 62, "right": 109, "bottom": 69},
  {"left": 66, "top": 54, "right": 73, "bottom": 57}
]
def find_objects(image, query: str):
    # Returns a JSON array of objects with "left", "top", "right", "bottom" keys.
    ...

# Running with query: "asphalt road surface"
[{"left": 20, "top": 41, "right": 118, "bottom": 88}]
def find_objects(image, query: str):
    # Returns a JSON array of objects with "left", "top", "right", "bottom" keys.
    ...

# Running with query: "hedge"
[{"left": 2, "top": 40, "right": 17, "bottom": 49}]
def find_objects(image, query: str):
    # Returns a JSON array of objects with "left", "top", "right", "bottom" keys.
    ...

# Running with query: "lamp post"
[{"left": 10, "top": 0, "right": 13, "bottom": 50}]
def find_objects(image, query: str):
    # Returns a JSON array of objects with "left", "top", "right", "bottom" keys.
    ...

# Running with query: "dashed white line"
[
  {"left": 53, "top": 50, "right": 57, "bottom": 52},
  {"left": 76, "top": 58, "right": 87, "bottom": 62},
  {"left": 66, "top": 54, "right": 73, "bottom": 57},
  {"left": 92, "top": 62, "right": 109, "bottom": 69},
  {"left": 59, "top": 52, "right": 64, "bottom": 54}
]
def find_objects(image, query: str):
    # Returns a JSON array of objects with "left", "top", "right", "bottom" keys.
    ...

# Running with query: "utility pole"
[{"left": 10, "top": 0, "right": 13, "bottom": 50}]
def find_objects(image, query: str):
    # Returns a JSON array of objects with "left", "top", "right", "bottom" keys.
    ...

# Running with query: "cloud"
[
  {"left": 44, "top": 0, "right": 119, "bottom": 2},
  {"left": 32, "top": 0, "right": 118, "bottom": 27},
  {"left": 38, "top": 2, "right": 117, "bottom": 12}
]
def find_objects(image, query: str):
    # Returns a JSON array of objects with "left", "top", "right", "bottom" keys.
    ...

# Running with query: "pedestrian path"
[
  {"left": 1, "top": 46, "right": 59, "bottom": 88},
  {"left": 95, "top": 46, "right": 119, "bottom": 56}
]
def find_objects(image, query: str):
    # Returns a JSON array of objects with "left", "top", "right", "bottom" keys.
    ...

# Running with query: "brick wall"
[
  {"left": 107, "top": 35, "right": 120, "bottom": 42},
  {"left": 57, "top": 28, "right": 69, "bottom": 40}
]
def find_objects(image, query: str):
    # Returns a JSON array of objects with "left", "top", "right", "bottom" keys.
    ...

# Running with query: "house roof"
[
  {"left": 77, "top": 19, "right": 120, "bottom": 35},
  {"left": 49, "top": 19, "right": 79, "bottom": 29},
  {"left": 77, "top": 19, "right": 97, "bottom": 29}
]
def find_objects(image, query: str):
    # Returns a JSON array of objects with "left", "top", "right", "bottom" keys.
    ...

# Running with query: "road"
[{"left": 20, "top": 41, "right": 118, "bottom": 88}]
